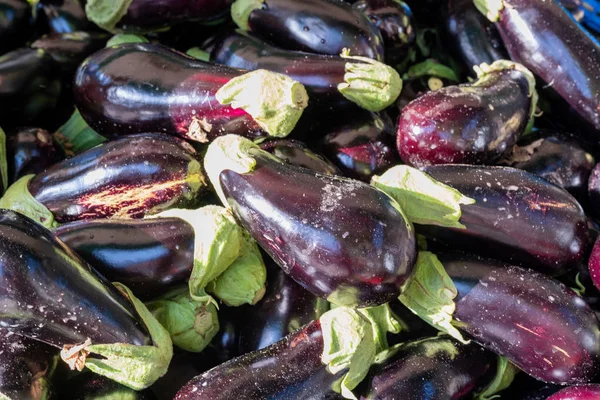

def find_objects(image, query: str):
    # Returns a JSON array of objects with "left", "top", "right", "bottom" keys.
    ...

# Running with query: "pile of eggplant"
[{"left": 4, "top": 0, "right": 600, "bottom": 399}]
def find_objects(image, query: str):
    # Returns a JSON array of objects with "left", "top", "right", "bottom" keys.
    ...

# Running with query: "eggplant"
[
  {"left": 474, "top": 0, "right": 600, "bottom": 136},
  {"left": 65, "top": 373, "right": 157, "bottom": 400},
  {"left": 38, "top": 0, "right": 92, "bottom": 34},
  {"left": 445, "top": 0, "right": 508, "bottom": 71},
  {"left": 588, "top": 236, "right": 600, "bottom": 292},
  {"left": 205, "top": 135, "right": 417, "bottom": 308},
  {"left": 0, "top": 133, "right": 207, "bottom": 227},
  {"left": 587, "top": 162, "right": 600, "bottom": 218},
  {"left": 86, "top": 0, "right": 232, "bottom": 33},
  {"left": 260, "top": 138, "right": 340, "bottom": 175},
  {"left": 547, "top": 384, "right": 600, "bottom": 399},
  {"left": 0, "top": 48, "right": 62, "bottom": 130},
  {"left": 417, "top": 164, "right": 589, "bottom": 276},
  {"left": 74, "top": 43, "right": 308, "bottom": 142},
  {"left": 397, "top": 60, "right": 536, "bottom": 168},
  {"left": 0, "top": 328, "right": 62, "bottom": 400},
  {"left": 231, "top": 0, "right": 384, "bottom": 60},
  {"left": 357, "top": 336, "right": 498, "bottom": 400},
  {"left": 6, "top": 127, "right": 59, "bottom": 184},
  {"left": 318, "top": 110, "right": 399, "bottom": 181},
  {"left": 53, "top": 218, "right": 195, "bottom": 299},
  {"left": 0, "top": 0, "right": 33, "bottom": 54}
]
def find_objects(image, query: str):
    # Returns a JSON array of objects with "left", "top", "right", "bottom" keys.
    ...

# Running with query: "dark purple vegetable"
[
  {"left": 588, "top": 236, "right": 600, "bottom": 292},
  {"left": 0, "top": 328, "right": 62, "bottom": 400},
  {"left": 207, "top": 135, "right": 417, "bottom": 307},
  {"left": 440, "top": 252, "right": 600, "bottom": 384},
  {"left": 445, "top": 0, "right": 508, "bottom": 71},
  {"left": 419, "top": 164, "right": 589, "bottom": 276},
  {"left": 231, "top": 0, "right": 384, "bottom": 60},
  {"left": 397, "top": 60, "right": 536, "bottom": 168},
  {"left": 53, "top": 217, "right": 195, "bottom": 299},
  {"left": 74, "top": 43, "right": 307, "bottom": 143},
  {"left": 474, "top": 0, "right": 600, "bottom": 136},
  {"left": 0, "top": 0, "right": 33, "bottom": 54},
  {"left": 260, "top": 138, "right": 341, "bottom": 176},
  {"left": 358, "top": 336, "right": 497, "bottom": 400},
  {"left": 547, "top": 384, "right": 600, "bottom": 400},
  {"left": 6, "top": 127, "right": 59, "bottom": 184},
  {"left": 588, "top": 162, "right": 600, "bottom": 218},
  {"left": 38, "top": 0, "right": 92, "bottom": 34},
  {"left": 319, "top": 110, "right": 399, "bottom": 181},
  {"left": 65, "top": 373, "right": 157, "bottom": 400}
]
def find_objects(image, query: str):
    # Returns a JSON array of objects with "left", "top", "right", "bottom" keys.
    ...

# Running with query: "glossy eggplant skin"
[
  {"left": 440, "top": 252, "right": 600, "bottom": 385},
  {"left": 175, "top": 320, "right": 344, "bottom": 400},
  {"left": 6, "top": 127, "right": 59, "bottom": 184},
  {"left": 53, "top": 218, "right": 195, "bottom": 299},
  {"left": 74, "top": 43, "right": 264, "bottom": 143},
  {"left": 66, "top": 373, "right": 157, "bottom": 400},
  {"left": 0, "top": 48, "right": 62, "bottom": 130},
  {"left": 493, "top": 0, "right": 600, "bottom": 134},
  {"left": 547, "top": 384, "right": 600, "bottom": 400},
  {"left": 28, "top": 133, "right": 205, "bottom": 223},
  {"left": 38, "top": 0, "right": 91, "bottom": 34},
  {"left": 358, "top": 337, "right": 496, "bottom": 400},
  {"left": 587, "top": 162, "right": 600, "bottom": 218},
  {"left": 219, "top": 150, "right": 417, "bottom": 307},
  {"left": 319, "top": 110, "right": 399, "bottom": 181},
  {"left": 0, "top": 328, "right": 60, "bottom": 400},
  {"left": 445, "top": 0, "right": 508, "bottom": 71},
  {"left": 245, "top": 0, "right": 384, "bottom": 61},
  {"left": 0, "top": 0, "right": 32, "bottom": 54},
  {"left": 259, "top": 138, "right": 341, "bottom": 176},
  {"left": 238, "top": 263, "right": 329, "bottom": 354},
  {"left": 0, "top": 209, "right": 151, "bottom": 349},
  {"left": 419, "top": 165, "right": 589, "bottom": 276},
  {"left": 397, "top": 68, "right": 531, "bottom": 168}
]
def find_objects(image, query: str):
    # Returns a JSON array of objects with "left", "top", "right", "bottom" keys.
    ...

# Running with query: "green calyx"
[
  {"left": 371, "top": 165, "right": 475, "bottom": 229},
  {"left": 474, "top": 0, "right": 505, "bottom": 22},
  {"left": 85, "top": 0, "right": 134, "bottom": 33},
  {"left": 53, "top": 109, "right": 106, "bottom": 157},
  {"left": 216, "top": 70, "right": 309, "bottom": 138},
  {"left": 476, "top": 357, "right": 519, "bottom": 400},
  {"left": 106, "top": 33, "right": 149, "bottom": 47},
  {"left": 0, "top": 127, "right": 7, "bottom": 194},
  {"left": 186, "top": 47, "right": 211, "bottom": 62},
  {"left": 153, "top": 206, "right": 243, "bottom": 306},
  {"left": 207, "top": 231, "right": 267, "bottom": 306},
  {"left": 338, "top": 49, "right": 403, "bottom": 112},
  {"left": 398, "top": 251, "right": 468, "bottom": 344},
  {"left": 0, "top": 175, "right": 57, "bottom": 228},
  {"left": 147, "top": 286, "right": 220, "bottom": 353},
  {"left": 61, "top": 283, "right": 173, "bottom": 390},
  {"left": 404, "top": 59, "right": 460, "bottom": 82},
  {"left": 204, "top": 134, "right": 261, "bottom": 206},
  {"left": 231, "top": 0, "right": 264, "bottom": 31}
]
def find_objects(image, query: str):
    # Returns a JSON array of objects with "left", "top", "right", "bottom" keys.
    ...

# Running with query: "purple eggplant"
[
  {"left": 474, "top": 0, "right": 600, "bottom": 136},
  {"left": 259, "top": 138, "right": 341, "bottom": 176},
  {"left": 0, "top": 328, "right": 62, "bottom": 400},
  {"left": 53, "top": 217, "right": 195, "bottom": 299},
  {"left": 74, "top": 43, "right": 308, "bottom": 143},
  {"left": 205, "top": 135, "right": 417, "bottom": 307},
  {"left": 38, "top": 0, "right": 92, "bottom": 34},
  {"left": 547, "top": 384, "right": 600, "bottom": 400},
  {"left": 588, "top": 162, "right": 600, "bottom": 218},
  {"left": 86, "top": 0, "right": 232, "bottom": 33},
  {"left": 588, "top": 236, "right": 600, "bottom": 292},
  {"left": 418, "top": 164, "right": 589, "bottom": 276},
  {"left": 445, "top": 0, "right": 508, "bottom": 71},
  {"left": 0, "top": 0, "right": 33, "bottom": 54},
  {"left": 397, "top": 60, "right": 536, "bottom": 168},
  {"left": 231, "top": 0, "right": 384, "bottom": 60},
  {"left": 318, "top": 110, "right": 399, "bottom": 181},
  {"left": 0, "top": 133, "right": 207, "bottom": 227},
  {"left": 6, "top": 127, "right": 59, "bottom": 184},
  {"left": 357, "top": 336, "right": 497, "bottom": 400}
]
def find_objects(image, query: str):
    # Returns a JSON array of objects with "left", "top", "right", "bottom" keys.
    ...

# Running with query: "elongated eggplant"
[
  {"left": 205, "top": 135, "right": 417, "bottom": 308},
  {"left": 397, "top": 60, "right": 536, "bottom": 167},
  {"left": 588, "top": 236, "right": 600, "bottom": 292},
  {"left": 446, "top": 0, "right": 508, "bottom": 71},
  {"left": 547, "top": 384, "right": 600, "bottom": 399},
  {"left": 0, "top": 328, "right": 62, "bottom": 400},
  {"left": 86, "top": 0, "right": 232, "bottom": 33},
  {"left": 38, "top": 0, "right": 92, "bottom": 34},
  {"left": 474, "top": 0, "right": 600, "bottom": 136},
  {"left": 260, "top": 138, "right": 340, "bottom": 175},
  {"left": 357, "top": 336, "right": 498, "bottom": 400},
  {"left": 231, "top": 0, "right": 384, "bottom": 60},
  {"left": 418, "top": 164, "right": 589, "bottom": 276},
  {"left": 0, "top": 0, "right": 33, "bottom": 54},
  {"left": 0, "top": 209, "right": 172, "bottom": 389},
  {"left": 0, "top": 133, "right": 207, "bottom": 227},
  {"left": 74, "top": 43, "right": 308, "bottom": 143},
  {"left": 319, "top": 110, "right": 399, "bottom": 181},
  {"left": 6, "top": 127, "right": 59, "bottom": 184},
  {"left": 65, "top": 373, "right": 157, "bottom": 400},
  {"left": 53, "top": 218, "right": 195, "bottom": 299}
]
